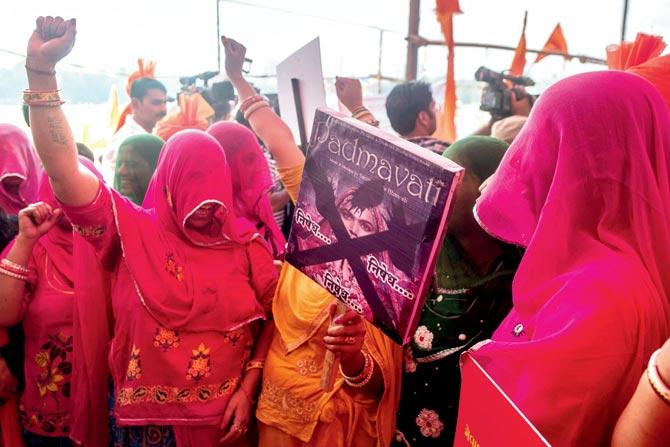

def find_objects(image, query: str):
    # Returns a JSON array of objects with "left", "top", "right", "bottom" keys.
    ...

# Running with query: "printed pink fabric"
[
  {"left": 0, "top": 239, "right": 73, "bottom": 438},
  {"left": 207, "top": 122, "right": 286, "bottom": 258},
  {"left": 472, "top": 71, "right": 670, "bottom": 446},
  {"left": 0, "top": 124, "right": 41, "bottom": 214}
]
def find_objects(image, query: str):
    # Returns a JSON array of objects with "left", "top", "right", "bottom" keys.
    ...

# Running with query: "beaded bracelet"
[
  {"left": 0, "top": 266, "right": 28, "bottom": 282},
  {"left": 340, "top": 351, "right": 375, "bottom": 388},
  {"left": 244, "top": 359, "right": 265, "bottom": 373},
  {"left": 647, "top": 348, "right": 670, "bottom": 406},
  {"left": 244, "top": 101, "right": 270, "bottom": 120},
  {"left": 240, "top": 95, "right": 264, "bottom": 113},
  {"left": 1, "top": 258, "right": 30, "bottom": 274}
]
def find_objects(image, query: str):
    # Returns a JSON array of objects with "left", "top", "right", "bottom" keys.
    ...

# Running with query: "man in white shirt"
[{"left": 102, "top": 78, "right": 168, "bottom": 183}]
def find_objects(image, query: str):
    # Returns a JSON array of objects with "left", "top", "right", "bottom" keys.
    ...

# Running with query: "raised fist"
[{"left": 26, "top": 16, "right": 77, "bottom": 72}]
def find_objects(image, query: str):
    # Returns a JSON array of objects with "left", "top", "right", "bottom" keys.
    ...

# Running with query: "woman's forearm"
[
  {"left": 0, "top": 236, "right": 34, "bottom": 327},
  {"left": 240, "top": 320, "right": 275, "bottom": 398},
  {"left": 612, "top": 374, "right": 670, "bottom": 446},
  {"left": 26, "top": 69, "right": 99, "bottom": 206},
  {"left": 269, "top": 190, "right": 290, "bottom": 212},
  {"left": 340, "top": 351, "right": 384, "bottom": 398}
]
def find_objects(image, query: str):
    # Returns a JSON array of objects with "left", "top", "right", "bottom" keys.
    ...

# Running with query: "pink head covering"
[
  {"left": 0, "top": 124, "right": 41, "bottom": 214},
  {"left": 207, "top": 121, "right": 286, "bottom": 257},
  {"left": 471, "top": 71, "right": 670, "bottom": 445},
  {"left": 115, "top": 129, "right": 264, "bottom": 331}
]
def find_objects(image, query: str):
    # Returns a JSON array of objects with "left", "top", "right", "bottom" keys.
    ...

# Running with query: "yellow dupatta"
[{"left": 256, "top": 165, "right": 402, "bottom": 446}]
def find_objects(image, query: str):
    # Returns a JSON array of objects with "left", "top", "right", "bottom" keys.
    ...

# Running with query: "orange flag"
[
  {"left": 535, "top": 23, "right": 569, "bottom": 63},
  {"left": 434, "top": 0, "right": 462, "bottom": 143},
  {"left": 627, "top": 54, "right": 670, "bottom": 109},
  {"left": 509, "top": 11, "right": 528, "bottom": 76},
  {"left": 608, "top": 33, "right": 669, "bottom": 109},
  {"left": 606, "top": 32, "right": 666, "bottom": 69}
]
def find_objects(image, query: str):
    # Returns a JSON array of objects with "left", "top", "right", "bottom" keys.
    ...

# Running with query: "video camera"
[
  {"left": 474, "top": 66, "right": 535, "bottom": 119},
  {"left": 179, "top": 71, "right": 220, "bottom": 91},
  {"left": 178, "top": 71, "right": 238, "bottom": 120}
]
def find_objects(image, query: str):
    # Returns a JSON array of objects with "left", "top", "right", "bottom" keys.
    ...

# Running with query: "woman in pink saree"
[
  {"left": 23, "top": 16, "right": 278, "bottom": 447},
  {"left": 0, "top": 159, "right": 102, "bottom": 445},
  {"left": 470, "top": 70, "right": 670, "bottom": 446}
]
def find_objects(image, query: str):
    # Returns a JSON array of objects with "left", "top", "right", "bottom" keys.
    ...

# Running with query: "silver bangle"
[
  {"left": 647, "top": 348, "right": 670, "bottom": 405},
  {"left": 341, "top": 351, "right": 375, "bottom": 388},
  {"left": 0, "top": 266, "right": 28, "bottom": 281},
  {"left": 1, "top": 258, "right": 29, "bottom": 273}
]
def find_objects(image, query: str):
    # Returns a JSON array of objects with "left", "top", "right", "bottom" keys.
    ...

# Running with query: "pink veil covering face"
[
  {"left": 207, "top": 121, "right": 286, "bottom": 257},
  {"left": 0, "top": 124, "right": 41, "bottom": 214},
  {"left": 116, "top": 129, "right": 264, "bottom": 332},
  {"left": 472, "top": 71, "right": 670, "bottom": 445}
]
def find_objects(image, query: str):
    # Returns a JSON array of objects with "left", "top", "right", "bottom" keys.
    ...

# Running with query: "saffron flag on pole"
[
  {"left": 434, "top": 0, "right": 462, "bottom": 143},
  {"left": 535, "top": 23, "right": 569, "bottom": 63},
  {"left": 509, "top": 11, "right": 528, "bottom": 76}
]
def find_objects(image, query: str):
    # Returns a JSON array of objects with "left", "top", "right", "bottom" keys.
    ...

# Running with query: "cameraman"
[{"left": 473, "top": 85, "right": 532, "bottom": 139}]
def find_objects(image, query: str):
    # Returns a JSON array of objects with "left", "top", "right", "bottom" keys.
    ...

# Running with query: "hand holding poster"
[{"left": 285, "top": 107, "right": 463, "bottom": 345}]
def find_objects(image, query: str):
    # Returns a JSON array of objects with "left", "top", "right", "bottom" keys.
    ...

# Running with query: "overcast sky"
[{"left": 2, "top": 0, "right": 669, "bottom": 85}]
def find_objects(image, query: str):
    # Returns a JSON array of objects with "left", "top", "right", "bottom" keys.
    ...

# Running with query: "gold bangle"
[
  {"left": 24, "top": 89, "right": 61, "bottom": 103},
  {"left": 647, "top": 349, "right": 670, "bottom": 406},
  {"left": 340, "top": 351, "right": 374, "bottom": 387},
  {"left": 245, "top": 360, "right": 265, "bottom": 373},
  {"left": 240, "top": 95, "right": 264, "bottom": 113},
  {"left": 244, "top": 101, "right": 269, "bottom": 121},
  {"left": 340, "top": 350, "right": 369, "bottom": 381},
  {"left": 26, "top": 100, "right": 65, "bottom": 108}
]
